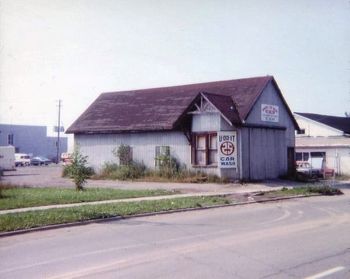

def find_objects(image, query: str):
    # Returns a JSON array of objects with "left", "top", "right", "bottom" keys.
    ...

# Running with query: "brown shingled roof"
[{"left": 67, "top": 76, "right": 277, "bottom": 134}]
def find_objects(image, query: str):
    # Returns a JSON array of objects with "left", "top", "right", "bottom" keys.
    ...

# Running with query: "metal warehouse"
[{"left": 67, "top": 76, "right": 299, "bottom": 180}]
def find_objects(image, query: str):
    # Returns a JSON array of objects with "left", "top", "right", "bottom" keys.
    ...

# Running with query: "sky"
[{"left": 0, "top": 0, "right": 349, "bottom": 141}]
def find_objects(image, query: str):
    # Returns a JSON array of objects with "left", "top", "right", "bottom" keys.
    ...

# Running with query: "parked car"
[
  {"left": 296, "top": 161, "right": 320, "bottom": 178},
  {"left": 296, "top": 161, "right": 335, "bottom": 179},
  {"left": 31, "top": 156, "right": 52, "bottom": 166},
  {"left": 15, "top": 153, "right": 31, "bottom": 167},
  {"left": 61, "top": 152, "right": 73, "bottom": 165}
]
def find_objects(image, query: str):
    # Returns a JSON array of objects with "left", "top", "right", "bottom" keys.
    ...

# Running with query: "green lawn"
[
  {"left": 0, "top": 187, "right": 176, "bottom": 210},
  {"left": 0, "top": 196, "right": 230, "bottom": 232}
]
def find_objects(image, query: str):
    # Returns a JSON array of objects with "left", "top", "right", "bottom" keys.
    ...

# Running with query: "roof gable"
[
  {"left": 67, "top": 76, "right": 280, "bottom": 134},
  {"left": 295, "top": 112, "right": 350, "bottom": 134},
  {"left": 201, "top": 92, "right": 241, "bottom": 126}
]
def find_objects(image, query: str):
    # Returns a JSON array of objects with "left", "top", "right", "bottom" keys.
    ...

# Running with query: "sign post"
[{"left": 217, "top": 131, "right": 237, "bottom": 168}]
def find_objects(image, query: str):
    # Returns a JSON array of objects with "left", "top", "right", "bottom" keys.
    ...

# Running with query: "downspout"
[
  {"left": 239, "top": 129, "right": 243, "bottom": 180},
  {"left": 248, "top": 128, "right": 251, "bottom": 180}
]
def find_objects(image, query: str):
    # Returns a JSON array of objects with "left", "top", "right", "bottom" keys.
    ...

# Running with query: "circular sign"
[{"left": 220, "top": 141, "right": 234, "bottom": 156}]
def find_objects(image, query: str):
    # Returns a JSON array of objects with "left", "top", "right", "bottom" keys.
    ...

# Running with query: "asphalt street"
[{"left": 0, "top": 194, "right": 349, "bottom": 278}]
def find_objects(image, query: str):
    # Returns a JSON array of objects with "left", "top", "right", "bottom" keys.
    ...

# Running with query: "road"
[{"left": 1, "top": 194, "right": 349, "bottom": 279}]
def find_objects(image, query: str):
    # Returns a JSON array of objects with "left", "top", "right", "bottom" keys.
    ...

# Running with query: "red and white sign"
[
  {"left": 218, "top": 131, "right": 237, "bottom": 169},
  {"left": 261, "top": 104, "right": 279, "bottom": 122}
]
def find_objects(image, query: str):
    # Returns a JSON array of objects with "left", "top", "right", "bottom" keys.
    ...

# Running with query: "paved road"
[{"left": 1, "top": 194, "right": 349, "bottom": 278}]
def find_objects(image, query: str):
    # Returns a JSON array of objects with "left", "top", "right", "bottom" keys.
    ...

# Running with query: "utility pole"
[{"left": 56, "top": 100, "right": 62, "bottom": 164}]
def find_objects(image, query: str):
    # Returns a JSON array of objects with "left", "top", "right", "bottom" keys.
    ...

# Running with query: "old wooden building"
[{"left": 67, "top": 76, "right": 299, "bottom": 180}]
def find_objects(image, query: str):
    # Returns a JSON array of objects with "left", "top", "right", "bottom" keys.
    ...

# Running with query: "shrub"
[
  {"left": 155, "top": 153, "right": 179, "bottom": 178},
  {"left": 307, "top": 185, "right": 343, "bottom": 196},
  {"left": 99, "top": 161, "right": 146, "bottom": 180},
  {"left": 113, "top": 144, "right": 132, "bottom": 166},
  {"left": 68, "top": 147, "right": 94, "bottom": 191}
]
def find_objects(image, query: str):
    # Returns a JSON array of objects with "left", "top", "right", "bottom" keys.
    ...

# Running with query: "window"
[
  {"left": 8, "top": 134, "right": 14, "bottom": 145},
  {"left": 297, "top": 129, "right": 305, "bottom": 135},
  {"left": 192, "top": 133, "right": 217, "bottom": 166},
  {"left": 155, "top": 146, "right": 170, "bottom": 167},
  {"left": 118, "top": 145, "right": 132, "bottom": 165},
  {"left": 311, "top": 152, "right": 325, "bottom": 158},
  {"left": 296, "top": 152, "right": 326, "bottom": 162},
  {"left": 296, "top": 152, "right": 310, "bottom": 161}
]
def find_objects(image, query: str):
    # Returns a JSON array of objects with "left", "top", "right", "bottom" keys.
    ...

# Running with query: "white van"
[{"left": 15, "top": 153, "right": 31, "bottom": 167}]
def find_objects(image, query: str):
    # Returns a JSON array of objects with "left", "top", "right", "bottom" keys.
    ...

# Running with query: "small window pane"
[
  {"left": 303, "top": 153, "right": 309, "bottom": 161},
  {"left": 197, "top": 135, "right": 206, "bottom": 149},
  {"left": 310, "top": 152, "right": 325, "bottom": 158},
  {"left": 209, "top": 135, "right": 217, "bottom": 149},
  {"left": 196, "top": 151, "right": 206, "bottom": 165},
  {"left": 296, "top": 152, "right": 302, "bottom": 161},
  {"left": 209, "top": 150, "right": 217, "bottom": 164}
]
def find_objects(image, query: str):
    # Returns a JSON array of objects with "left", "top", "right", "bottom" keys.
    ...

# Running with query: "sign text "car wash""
[{"left": 217, "top": 131, "right": 237, "bottom": 168}]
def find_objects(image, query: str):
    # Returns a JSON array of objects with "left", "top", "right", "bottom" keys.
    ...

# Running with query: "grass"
[
  {"left": 91, "top": 162, "right": 229, "bottom": 183},
  {"left": 0, "top": 196, "right": 230, "bottom": 232},
  {"left": 0, "top": 186, "right": 176, "bottom": 210},
  {"left": 256, "top": 186, "right": 343, "bottom": 198}
]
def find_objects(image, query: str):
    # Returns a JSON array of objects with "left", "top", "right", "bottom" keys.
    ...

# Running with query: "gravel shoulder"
[{"left": 2, "top": 165, "right": 349, "bottom": 194}]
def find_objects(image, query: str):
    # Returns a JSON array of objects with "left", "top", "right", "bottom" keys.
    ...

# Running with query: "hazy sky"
[{"left": 0, "top": 0, "right": 349, "bottom": 135}]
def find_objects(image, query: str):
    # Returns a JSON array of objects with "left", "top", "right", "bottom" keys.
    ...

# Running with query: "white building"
[
  {"left": 67, "top": 76, "right": 299, "bottom": 181},
  {"left": 294, "top": 112, "right": 350, "bottom": 176}
]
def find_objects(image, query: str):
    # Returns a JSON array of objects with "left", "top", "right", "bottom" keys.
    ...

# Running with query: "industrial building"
[{"left": 0, "top": 124, "right": 68, "bottom": 161}]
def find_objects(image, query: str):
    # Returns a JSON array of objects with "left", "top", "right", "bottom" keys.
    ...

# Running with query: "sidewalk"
[{"left": 0, "top": 189, "right": 279, "bottom": 215}]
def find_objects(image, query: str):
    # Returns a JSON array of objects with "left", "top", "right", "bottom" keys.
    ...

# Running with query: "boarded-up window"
[
  {"left": 155, "top": 146, "right": 170, "bottom": 167},
  {"left": 208, "top": 134, "right": 217, "bottom": 164},
  {"left": 192, "top": 133, "right": 217, "bottom": 166},
  {"left": 196, "top": 135, "right": 206, "bottom": 165},
  {"left": 118, "top": 145, "right": 133, "bottom": 165}
]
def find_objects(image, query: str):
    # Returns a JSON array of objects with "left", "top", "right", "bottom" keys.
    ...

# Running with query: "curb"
[{"left": 0, "top": 194, "right": 320, "bottom": 238}]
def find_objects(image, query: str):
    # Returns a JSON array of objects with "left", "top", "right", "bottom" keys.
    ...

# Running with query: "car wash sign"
[
  {"left": 218, "top": 131, "right": 237, "bottom": 168},
  {"left": 261, "top": 104, "right": 279, "bottom": 122}
]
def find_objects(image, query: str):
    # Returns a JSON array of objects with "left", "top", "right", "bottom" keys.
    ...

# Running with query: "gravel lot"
[{"left": 2, "top": 164, "right": 349, "bottom": 193}]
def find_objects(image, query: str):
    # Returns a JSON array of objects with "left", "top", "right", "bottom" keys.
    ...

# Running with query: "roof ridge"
[{"left": 100, "top": 75, "right": 273, "bottom": 96}]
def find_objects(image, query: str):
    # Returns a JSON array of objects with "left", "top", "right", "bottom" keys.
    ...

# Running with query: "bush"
[
  {"left": 67, "top": 147, "right": 94, "bottom": 191},
  {"left": 307, "top": 185, "right": 343, "bottom": 196},
  {"left": 99, "top": 161, "right": 146, "bottom": 180},
  {"left": 155, "top": 154, "right": 179, "bottom": 178},
  {"left": 113, "top": 144, "right": 132, "bottom": 166},
  {"left": 62, "top": 165, "right": 94, "bottom": 178}
]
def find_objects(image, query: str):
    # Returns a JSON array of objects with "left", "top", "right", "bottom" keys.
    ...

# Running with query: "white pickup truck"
[{"left": 15, "top": 153, "right": 31, "bottom": 166}]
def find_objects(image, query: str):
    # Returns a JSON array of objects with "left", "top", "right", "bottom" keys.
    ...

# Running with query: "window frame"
[{"left": 192, "top": 132, "right": 218, "bottom": 167}]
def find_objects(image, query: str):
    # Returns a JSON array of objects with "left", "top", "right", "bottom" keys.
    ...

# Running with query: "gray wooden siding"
[
  {"left": 76, "top": 132, "right": 191, "bottom": 171},
  {"left": 192, "top": 113, "right": 221, "bottom": 132},
  {"left": 241, "top": 127, "right": 287, "bottom": 180},
  {"left": 245, "top": 81, "right": 295, "bottom": 147}
]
